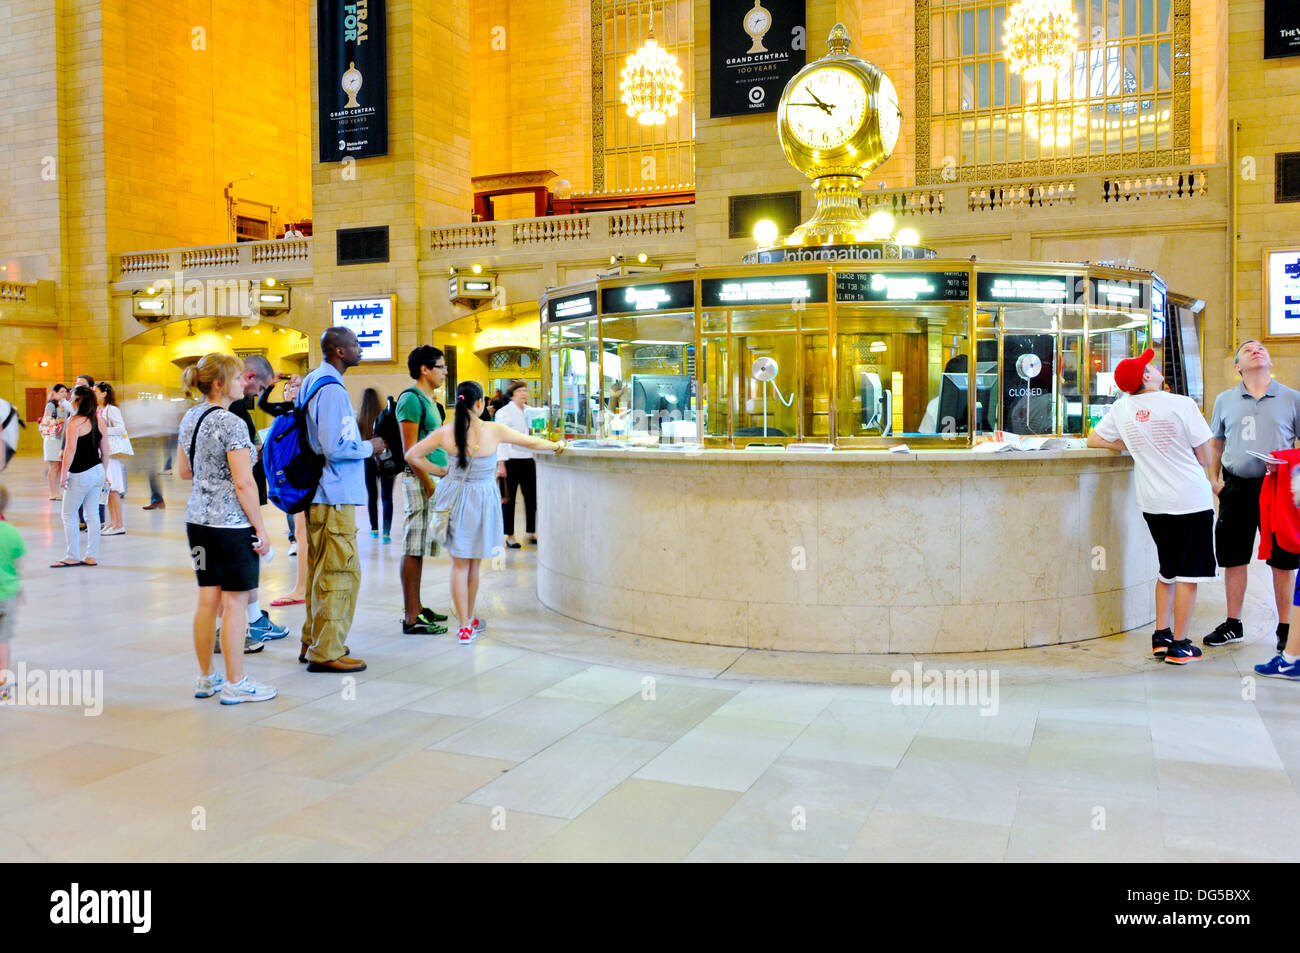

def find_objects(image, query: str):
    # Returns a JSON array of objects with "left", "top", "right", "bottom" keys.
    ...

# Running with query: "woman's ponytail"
[{"left": 453, "top": 381, "right": 483, "bottom": 469}]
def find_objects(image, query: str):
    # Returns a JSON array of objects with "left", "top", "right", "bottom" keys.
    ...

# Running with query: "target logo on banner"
[{"left": 748, "top": 85, "right": 766, "bottom": 105}]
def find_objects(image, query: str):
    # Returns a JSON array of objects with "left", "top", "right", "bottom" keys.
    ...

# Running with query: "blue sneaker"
[
  {"left": 382, "top": 534, "right": 391, "bottom": 544},
  {"left": 1254, "top": 655, "right": 1300, "bottom": 680},
  {"left": 371, "top": 530, "right": 379, "bottom": 539},
  {"left": 1165, "top": 639, "right": 1203, "bottom": 665},
  {"left": 1152, "top": 629, "right": 1174, "bottom": 658},
  {"left": 249, "top": 610, "right": 289, "bottom": 642}
]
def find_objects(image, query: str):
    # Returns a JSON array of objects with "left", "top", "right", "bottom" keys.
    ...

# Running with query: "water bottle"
[{"left": 252, "top": 537, "right": 274, "bottom": 563}]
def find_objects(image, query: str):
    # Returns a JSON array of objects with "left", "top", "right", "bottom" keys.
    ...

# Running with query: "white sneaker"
[
  {"left": 288, "top": 541, "right": 298, "bottom": 557},
  {"left": 194, "top": 671, "right": 226, "bottom": 698},
  {"left": 458, "top": 626, "right": 478, "bottom": 645},
  {"left": 472, "top": 617, "right": 486, "bottom": 633},
  {"left": 219, "top": 676, "right": 278, "bottom": 705}
]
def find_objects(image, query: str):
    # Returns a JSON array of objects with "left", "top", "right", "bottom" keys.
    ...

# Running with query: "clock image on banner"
[
  {"left": 711, "top": 0, "right": 806, "bottom": 118},
  {"left": 318, "top": 0, "right": 388, "bottom": 161}
]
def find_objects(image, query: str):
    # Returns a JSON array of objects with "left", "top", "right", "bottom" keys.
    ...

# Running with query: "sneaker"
[
  {"left": 1202, "top": 620, "right": 1244, "bottom": 647},
  {"left": 458, "top": 626, "right": 478, "bottom": 645},
  {"left": 219, "top": 676, "right": 278, "bottom": 705},
  {"left": 288, "top": 541, "right": 298, "bottom": 557},
  {"left": 194, "top": 671, "right": 226, "bottom": 698},
  {"left": 1254, "top": 655, "right": 1300, "bottom": 680},
  {"left": 418, "top": 606, "right": 449, "bottom": 624},
  {"left": 472, "top": 617, "right": 485, "bottom": 633},
  {"left": 402, "top": 617, "right": 447, "bottom": 635},
  {"left": 214, "top": 634, "right": 265, "bottom": 655},
  {"left": 1165, "top": 639, "right": 1203, "bottom": 665},
  {"left": 382, "top": 534, "right": 391, "bottom": 544},
  {"left": 1152, "top": 629, "right": 1174, "bottom": 658},
  {"left": 371, "top": 530, "right": 379, "bottom": 539},
  {"left": 248, "top": 611, "right": 289, "bottom": 642}
]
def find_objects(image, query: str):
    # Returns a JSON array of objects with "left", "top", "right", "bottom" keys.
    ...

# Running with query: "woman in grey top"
[
  {"left": 177, "top": 353, "right": 276, "bottom": 706},
  {"left": 406, "top": 381, "right": 562, "bottom": 645}
]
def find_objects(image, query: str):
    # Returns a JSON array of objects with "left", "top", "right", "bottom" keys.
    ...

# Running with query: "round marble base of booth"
[{"left": 536, "top": 448, "right": 1158, "bottom": 654}]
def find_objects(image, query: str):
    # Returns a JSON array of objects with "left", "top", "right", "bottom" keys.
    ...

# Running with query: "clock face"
[
  {"left": 877, "top": 73, "right": 901, "bottom": 156},
  {"left": 745, "top": 7, "right": 771, "bottom": 34},
  {"left": 343, "top": 71, "right": 362, "bottom": 93},
  {"left": 784, "top": 67, "right": 869, "bottom": 152}
]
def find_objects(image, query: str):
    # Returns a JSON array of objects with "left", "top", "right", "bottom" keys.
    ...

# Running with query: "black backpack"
[{"left": 372, "top": 387, "right": 431, "bottom": 478}]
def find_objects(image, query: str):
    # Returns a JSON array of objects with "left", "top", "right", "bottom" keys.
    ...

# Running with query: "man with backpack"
[
  {"left": 386, "top": 345, "right": 452, "bottom": 635},
  {"left": 296, "top": 327, "right": 385, "bottom": 673}
]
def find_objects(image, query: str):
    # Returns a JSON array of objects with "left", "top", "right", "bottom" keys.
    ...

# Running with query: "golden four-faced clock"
[{"left": 776, "top": 24, "right": 903, "bottom": 245}]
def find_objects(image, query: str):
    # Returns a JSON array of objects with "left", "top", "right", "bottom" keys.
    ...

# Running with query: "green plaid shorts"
[{"left": 401, "top": 471, "right": 440, "bottom": 557}]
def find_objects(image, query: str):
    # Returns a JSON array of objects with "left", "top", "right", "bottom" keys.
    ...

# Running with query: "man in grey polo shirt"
[{"left": 1205, "top": 339, "right": 1300, "bottom": 651}]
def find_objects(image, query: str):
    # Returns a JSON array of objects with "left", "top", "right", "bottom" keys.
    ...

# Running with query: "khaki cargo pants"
[{"left": 301, "top": 504, "right": 361, "bottom": 663}]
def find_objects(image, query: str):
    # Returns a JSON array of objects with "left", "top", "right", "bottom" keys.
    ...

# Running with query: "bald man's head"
[{"left": 320, "top": 326, "right": 363, "bottom": 371}]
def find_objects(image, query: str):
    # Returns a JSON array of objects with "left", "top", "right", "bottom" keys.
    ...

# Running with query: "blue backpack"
[{"left": 264, "top": 376, "right": 344, "bottom": 514}]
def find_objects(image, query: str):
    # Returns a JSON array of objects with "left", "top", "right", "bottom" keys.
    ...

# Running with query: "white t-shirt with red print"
[{"left": 1093, "top": 390, "right": 1214, "bottom": 514}]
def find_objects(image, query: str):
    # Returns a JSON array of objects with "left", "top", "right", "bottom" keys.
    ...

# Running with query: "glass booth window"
[
  {"left": 999, "top": 305, "right": 1086, "bottom": 435},
  {"left": 599, "top": 314, "right": 696, "bottom": 443},
  {"left": 552, "top": 340, "right": 601, "bottom": 437},
  {"left": 1087, "top": 308, "right": 1150, "bottom": 428},
  {"left": 835, "top": 306, "right": 971, "bottom": 440}
]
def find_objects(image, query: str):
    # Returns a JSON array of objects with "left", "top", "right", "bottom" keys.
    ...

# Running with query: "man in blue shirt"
[{"left": 298, "top": 327, "right": 385, "bottom": 673}]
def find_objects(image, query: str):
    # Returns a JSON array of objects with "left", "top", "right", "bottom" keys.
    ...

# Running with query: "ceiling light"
[{"left": 1003, "top": 0, "right": 1078, "bottom": 87}]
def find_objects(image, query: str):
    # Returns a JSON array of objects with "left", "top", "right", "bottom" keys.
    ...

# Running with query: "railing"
[
  {"left": 864, "top": 189, "right": 947, "bottom": 216},
  {"left": 0, "top": 282, "right": 31, "bottom": 303},
  {"left": 115, "top": 238, "right": 313, "bottom": 280},
  {"left": 425, "top": 204, "right": 694, "bottom": 257},
  {"left": 1101, "top": 169, "right": 1209, "bottom": 202},
  {"left": 968, "top": 180, "right": 1077, "bottom": 210}
]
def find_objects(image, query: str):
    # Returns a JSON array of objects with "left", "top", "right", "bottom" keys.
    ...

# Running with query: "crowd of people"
[
  {"left": 1088, "top": 338, "right": 1300, "bottom": 680},
  {"left": 8, "top": 330, "right": 1298, "bottom": 711}
]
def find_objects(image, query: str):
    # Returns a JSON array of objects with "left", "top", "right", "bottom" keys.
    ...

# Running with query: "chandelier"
[
  {"left": 1003, "top": 0, "right": 1078, "bottom": 87},
  {"left": 620, "top": 4, "right": 684, "bottom": 126}
]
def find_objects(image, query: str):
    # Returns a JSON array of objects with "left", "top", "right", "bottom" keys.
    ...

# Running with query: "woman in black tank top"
[{"left": 53, "top": 386, "right": 110, "bottom": 567}]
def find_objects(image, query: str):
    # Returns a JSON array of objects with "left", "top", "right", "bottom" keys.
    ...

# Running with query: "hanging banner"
[
  {"left": 1265, "top": 0, "right": 1300, "bottom": 59},
  {"left": 710, "top": 0, "right": 806, "bottom": 118},
  {"left": 318, "top": 0, "right": 388, "bottom": 161}
]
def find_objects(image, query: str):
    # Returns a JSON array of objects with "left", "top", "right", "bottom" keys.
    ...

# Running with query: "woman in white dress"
[
  {"left": 94, "top": 382, "right": 133, "bottom": 535},
  {"left": 39, "top": 383, "right": 71, "bottom": 500}
]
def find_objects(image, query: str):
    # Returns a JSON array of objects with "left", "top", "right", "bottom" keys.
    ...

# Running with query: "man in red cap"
[{"left": 1087, "top": 348, "right": 1217, "bottom": 664}]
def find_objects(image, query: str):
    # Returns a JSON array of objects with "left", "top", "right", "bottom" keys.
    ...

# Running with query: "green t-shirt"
[
  {"left": 0, "top": 521, "right": 27, "bottom": 601},
  {"left": 395, "top": 387, "right": 447, "bottom": 469}
]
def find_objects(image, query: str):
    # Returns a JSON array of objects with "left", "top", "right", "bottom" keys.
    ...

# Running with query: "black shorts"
[
  {"left": 1214, "top": 470, "right": 1300, "bottom": 570},
  {"left": 1143, "top": 510, "right": 1218, "bottom": 583},
  {"left": 186, "top": 523, "right": 259, "bottom": 592}
]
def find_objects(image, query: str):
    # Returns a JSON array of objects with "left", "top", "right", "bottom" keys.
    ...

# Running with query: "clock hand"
[
  {"left": 805, "top": 89, "right": 835, "bottom": 112},
  {"left": 789, "top": 101, "right": 835, "bottom": 113}
]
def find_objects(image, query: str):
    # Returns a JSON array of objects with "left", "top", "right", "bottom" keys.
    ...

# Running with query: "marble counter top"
[{"left": 542, "top": 445, "right": 1131, "bottom": 465}]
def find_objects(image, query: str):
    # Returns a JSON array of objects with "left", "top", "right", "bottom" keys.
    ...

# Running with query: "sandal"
[
  {"left": 50, "top": 559, "right": 81, "bottom": 568},
  {"left": 80, "top": 558, "right": 98, "bottom": 566},
  {"left": 271, "top": 595, "right": 305, "bottom": 607}
]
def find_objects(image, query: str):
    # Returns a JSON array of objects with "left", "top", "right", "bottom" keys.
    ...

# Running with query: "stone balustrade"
[
  {"left": 0, "top": 282, "right": 31, "bottom": 303},
  {"left": 114, "top": 238, "right": 313, "bottom": 283},
  {"left": 425, "top": 204, "right": 694, "bottom": 257}
]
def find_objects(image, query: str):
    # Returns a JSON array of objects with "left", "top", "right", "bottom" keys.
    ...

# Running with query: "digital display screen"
[
  {"left": 1267, "top": 250, "right": 1300, "bottom": 337},
  {"left": 330, "top": 296, "right": 394, "bottom": 362}
]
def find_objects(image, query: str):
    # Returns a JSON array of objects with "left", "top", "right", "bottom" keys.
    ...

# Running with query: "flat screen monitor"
[
  {"left": 631, "top": 374, "right": 691, "bottom": 433},
  {"left": 936, "top": 366, "right": 997, "bottom": 433}
]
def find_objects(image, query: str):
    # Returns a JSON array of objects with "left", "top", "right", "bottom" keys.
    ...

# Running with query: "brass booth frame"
[{"left": 540, "top": 258, "right": 1156, "bottom": 449}]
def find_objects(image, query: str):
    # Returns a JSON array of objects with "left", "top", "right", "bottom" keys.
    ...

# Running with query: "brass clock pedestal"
[{"left": 784, "top": 174, "right": 886, "bottom": 247}]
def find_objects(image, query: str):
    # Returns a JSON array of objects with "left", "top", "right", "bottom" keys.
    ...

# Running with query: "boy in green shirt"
[
  {"left": 0, "top": 485, "right": 27, "bottom": 701},
  {"left": 397, "top": 346, "right": 452, "bottom": 635}
]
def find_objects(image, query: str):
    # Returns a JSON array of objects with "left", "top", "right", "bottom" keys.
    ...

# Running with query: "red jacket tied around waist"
[{"left": 1258, "top": 447, "right": 1300, "bottom": 560}]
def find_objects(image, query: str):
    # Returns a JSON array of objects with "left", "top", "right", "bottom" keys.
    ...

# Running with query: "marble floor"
[{"left": 1, "top": 458, "right": 1297, "bottom": 862}]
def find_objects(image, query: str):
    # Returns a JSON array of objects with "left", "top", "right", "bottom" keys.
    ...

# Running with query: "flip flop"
[
  {"left": 271, "top": 596, "right": 305, "bottom": 607},
  {"left": 50, "top": 559, "right": 81, "bottom": 568},
  {"left": 80, "top": 559, "right": 98, "bottom": 566}
]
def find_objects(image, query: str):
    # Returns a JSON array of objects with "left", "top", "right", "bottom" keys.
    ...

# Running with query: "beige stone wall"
[
  {"left": 100, "top": 0, "right": 313, "bottom": 253},
  {"left": 1228, "top": 0, "right": 1300, "bottom": 395},
  {"left": 470, "top": 0, "right": 592, "bottom": 194}
]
